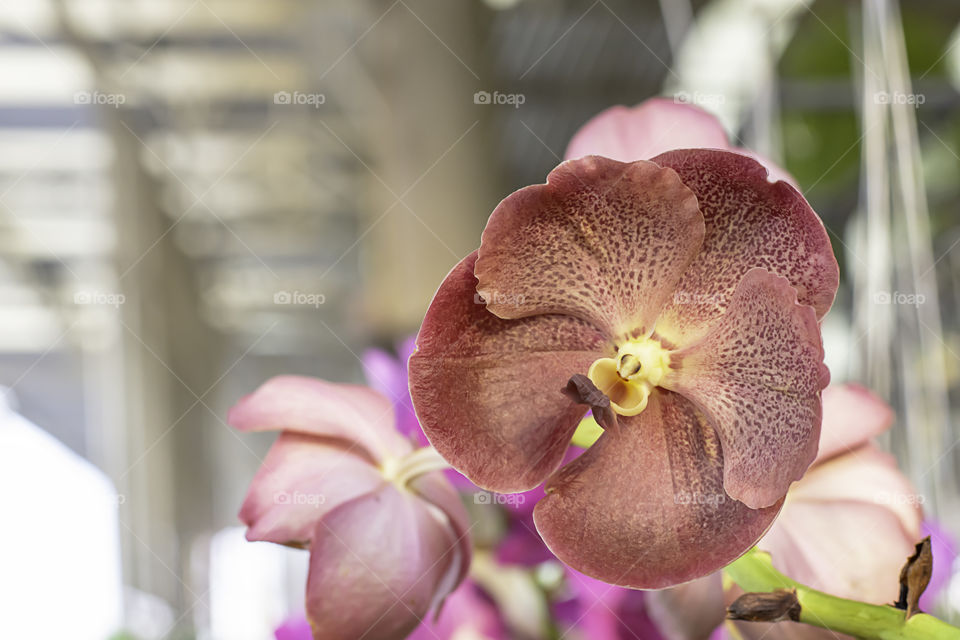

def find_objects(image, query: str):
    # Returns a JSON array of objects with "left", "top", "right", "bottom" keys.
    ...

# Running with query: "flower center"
[{"left": 587, "top": 337, "right": 671, "bottom": 416}]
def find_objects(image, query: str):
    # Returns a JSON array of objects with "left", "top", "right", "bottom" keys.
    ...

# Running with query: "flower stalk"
[{"left": 724, "top": 548, "right": 960, "bottom": 639}]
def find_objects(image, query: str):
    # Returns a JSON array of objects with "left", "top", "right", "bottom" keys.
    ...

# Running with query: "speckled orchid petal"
[
  {"left": 651, "top": 149, "right": 838, "bottom": 346},
  {"left": 228, "top": 376, "right": 411, "bottom": 463},
  {"left": 410, "top": 252, "right": 612, "bottom": 493},
  {"left": 663, "top": 268, "right": 828, "bottom": 509},
  {"left": 534, "top": 391, "right": 782, "bottom": 589},
  {"left": 815, "top": 384, "right": 893, "bottom": 463},
  {"left": 475, "top": 156, "right": 705, "bottom": 338},
  {"left": 305, "top": 483, "right": 459, "bottom": 640},
  {"left": 564, "top": 99, "right": 730, "bottom": 162},
  {"left": 238, "top": 432, "right": 385, "bottom": 547}
]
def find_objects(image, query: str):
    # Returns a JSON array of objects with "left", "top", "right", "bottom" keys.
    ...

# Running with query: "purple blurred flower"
[
  {"left": 921, "top": 519, "right": 957, "bottom": 612},
  {"left": 555, "top": 569, "right": 665, "bottom": 640}
]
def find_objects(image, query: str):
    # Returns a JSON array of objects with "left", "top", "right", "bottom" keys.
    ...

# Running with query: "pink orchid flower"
[
  {"left": 409, "top": 97, "right": 839, "bottom": 588},
  {"left": 229, "top": 376, "right": 471, "bottom": 640}
]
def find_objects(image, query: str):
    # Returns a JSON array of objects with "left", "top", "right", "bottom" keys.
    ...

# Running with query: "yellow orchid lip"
[{"left": 587, "top": 337, "right": 672, "bottom": 416}]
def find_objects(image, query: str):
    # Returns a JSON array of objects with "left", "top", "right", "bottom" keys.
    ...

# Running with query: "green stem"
[{"left": 724, "top": 549, "right": 960, "bottom": 639}]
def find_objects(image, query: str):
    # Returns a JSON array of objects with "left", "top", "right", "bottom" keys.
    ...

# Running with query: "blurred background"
[{"left": 1, "top": 0, "right": 959, "bottom": 637}]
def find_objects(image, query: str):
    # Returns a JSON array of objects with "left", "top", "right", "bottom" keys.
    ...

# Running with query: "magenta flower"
[
  {"left": 229, "top": 376, "right": 471, "bottom": 640},
  {"left": 409, "top": 98, "right": 839, "bottom": 588}
]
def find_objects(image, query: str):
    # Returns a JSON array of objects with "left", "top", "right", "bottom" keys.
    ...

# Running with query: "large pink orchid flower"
[
  {"left": 229, "top": 376, "right": 471, "bottom": 640},
  {"left": 409, "top": 98, "right": 839, "bottom": 588}
]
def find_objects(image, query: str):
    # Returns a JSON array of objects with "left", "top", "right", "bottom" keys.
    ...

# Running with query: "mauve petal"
[
  {"left": 407, "top": 582, "right": 504, "bottom": 640},
  {"left": 408, "top": 470, "right": 473, "bottom": 593},
  {"left": 664, "top": 268, "right": 827, "bottom": 509},
  {"left": 760, "top": 499, "right": 915, "bottom": 605},
  {"left": 305, "top": 484, "right": 459, "bottom": 640},
  {"left": 788, "top": 443, "right": 922, "bottom": 542},
  {"left": 410, "top": 252, "right": 612, "bottom": 493},
  {"left": 815, "top": 384, "right": 893, "bottom": 464},
  {"left": 534, "top": 391, "right": 782, "bottom": 589},
  {"left": 651, "top": 149, "right": 838, "bottom": 346},
  {"left": 228, "top": 376, "right": 412, "bottom": 462},
  {"left": 563, "top": 100, "right": 730, "bottom": 163},
  {"left": 239, "top": 432, "right": 384, "bottom": 546},
  {"left": 645, "top": 573, "right": 724, "bottom": 640},
  {"left": 475, "top": 156, "right": 705, "bottom": 338}
]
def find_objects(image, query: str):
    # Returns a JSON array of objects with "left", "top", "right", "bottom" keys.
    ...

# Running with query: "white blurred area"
[
  {"left": 0, "top": 389, "right": 122, "bottom": 638},
  {"left": 204, "top": 528, "right": 309, "bottom": 640}
]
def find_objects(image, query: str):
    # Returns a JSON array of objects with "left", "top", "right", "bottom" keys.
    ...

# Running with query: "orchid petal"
[
  {"left": 475, "top": 156, "right": 705, "bottom": 338},
  {"left": 564, "top": 99, "right": 730, "bottom": 163},
  {"left": 815, "top": 384, "right": 893, "bottom": 464},
  {"left": 408, "top": 470, "right": 473, "bottom": 592},
  {"left": 407, "top": 582, "right": 504, "bottom": 640},
  {"left": 651, "top": 149, "right": 838, "bottom": 346},
  {"left": 305, "top": 484, "right": 459, "bottom": 640},
  {"left": 228, "top": 376, "right": 411, "bottom": 462},
  {"left": 759, "top": 443, "right": 921, "bottom": 605},
  {"left": 410, "top": 252, "right": 612, "bottom": 492},
  {"left": 760, "top": 499, "right": 915, "bottom": 605},
  {"left": 787, "top": 443, "right": 922, "bottom": 543},
  {"left": 645, "top": 573, "right": 725, "bottom": 640},
  {"left": 564, "top": 100, "right": 797, "bottom": 190},
  {"left": 664, "top": 268, "right": 827, "bottom": 509},
  {"left": 238, "top": 432, "right": 384, "bottom": 547},
  {"left": 534, "top": 391, "right": 782, "bottom": 589}
]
